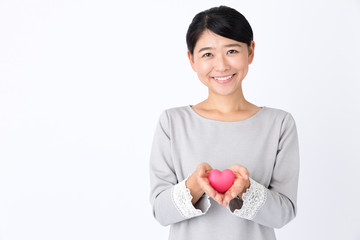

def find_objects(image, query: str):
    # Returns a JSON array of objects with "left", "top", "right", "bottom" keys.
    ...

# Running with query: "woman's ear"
[
  {"left": 248, "top": 41, "right": 255, "bottom": 65},
  {"left": 187, "top": 51, "right": 196, "bottom": 72}
]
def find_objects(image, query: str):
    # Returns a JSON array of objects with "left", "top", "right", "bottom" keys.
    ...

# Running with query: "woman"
[{"left": 149, "top": 5, "right": 300, "bottom": 240}]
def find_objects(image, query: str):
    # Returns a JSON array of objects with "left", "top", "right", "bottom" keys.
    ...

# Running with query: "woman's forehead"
[{"left": 195, "top": 30, "right": 246, "bottom": 49}]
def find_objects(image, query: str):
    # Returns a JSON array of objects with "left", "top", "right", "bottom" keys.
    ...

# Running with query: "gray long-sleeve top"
[{"left": 149, "top": 105, "right": 300, "bottom": 240}]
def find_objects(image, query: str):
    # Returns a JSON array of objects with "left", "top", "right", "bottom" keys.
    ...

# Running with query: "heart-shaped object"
[{"left": 208, "top": 169, "right": 235, "bottom": 193}]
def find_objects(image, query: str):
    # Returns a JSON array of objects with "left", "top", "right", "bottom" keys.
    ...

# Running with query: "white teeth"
[{"left": 214, "top": 74, "right": 234, "bottom": 81}]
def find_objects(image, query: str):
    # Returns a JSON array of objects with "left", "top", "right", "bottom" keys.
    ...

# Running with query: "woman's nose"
[{"left": 214, "top": 55, "right": 230, "bottom": 72}]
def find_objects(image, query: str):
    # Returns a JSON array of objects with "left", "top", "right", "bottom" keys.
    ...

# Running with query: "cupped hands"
[{"left": 186, "top": 162, "right": 250, "bottom": 207}]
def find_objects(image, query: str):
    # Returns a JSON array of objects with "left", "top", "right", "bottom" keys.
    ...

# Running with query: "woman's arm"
[
  {"left": 149, "top": 110, "right": 212, "bottom": 226},
  {"left": 227, "top": 112, "right": 300, "bottom": 228}
]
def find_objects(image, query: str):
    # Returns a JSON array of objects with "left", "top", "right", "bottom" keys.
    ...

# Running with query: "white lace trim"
[
  {"left": 171, "top": 177, "right": 210, "bottom": 219},
  {"left": 230, "top": 178, "right": 267, "bottom": 220}
]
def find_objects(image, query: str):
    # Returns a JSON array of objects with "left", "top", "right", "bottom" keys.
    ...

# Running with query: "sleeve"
[
  {"left": 149, "top": 110, "right": 211, "bottom": 226},
  {"left": 227, "top": 112, "right": 300, "bottom": 228}
]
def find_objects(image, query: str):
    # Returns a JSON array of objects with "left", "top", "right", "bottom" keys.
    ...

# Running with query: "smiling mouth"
[{"left": 212, "top": 74, "right": 235, "bottom": 83}]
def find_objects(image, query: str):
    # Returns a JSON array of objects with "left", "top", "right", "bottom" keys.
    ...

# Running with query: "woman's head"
[
  {"left": 185, "top": 6, "right": 255, "bottom": 97},
  {"left": 186, "top": 5, "right": 253, "bottom": 56}
]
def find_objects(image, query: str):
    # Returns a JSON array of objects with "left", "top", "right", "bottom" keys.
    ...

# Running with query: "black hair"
[{"left": 186, "top": 5, "right": 253, "bottom": 56}]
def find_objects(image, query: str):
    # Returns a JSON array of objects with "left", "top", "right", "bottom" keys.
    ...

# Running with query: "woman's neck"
[{"left": 204, "top": 89, "right": 253, "bottom": 114}]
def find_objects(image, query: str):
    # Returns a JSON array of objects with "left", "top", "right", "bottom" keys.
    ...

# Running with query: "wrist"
[
  {"left": 186, "top": 173, "right": 205, "bottom": 205},
  {"left": 186, "top": 173, "right": 204, "bottom": 195},
  {"left": 238, "top": 179, "right": 251, "bottom": 200}
]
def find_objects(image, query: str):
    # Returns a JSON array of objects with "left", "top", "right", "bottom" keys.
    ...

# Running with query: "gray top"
[{"left": 149, "top": 105, "right": 300, "bottom": 240}]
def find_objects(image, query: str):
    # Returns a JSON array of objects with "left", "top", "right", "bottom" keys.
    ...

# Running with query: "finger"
[
  {"left": 214, "top": 192, "right": 224, "bottom": 205},
  {"left": 223, "top": 176, "right": 247, "bottom": 201},
  {"left": 199, "top": 162, "right": 212, "bottom": 171},
  {"left": 228, "top": 164, "right": 241, "bottom": 172},
  {"left": 230, "top": 165, "right": 249, "bottom": 179},
  {"left": 198, "top": 166, "right": 213, "bottom": 178},
  {"left": 198, "top": 169, "right": 211, "bottom": 178},
  {"left": 238, "top": 167, "right": 249, "bottom": 179},
  {"left": 198, "top": 177, "right": 216, "bottom": 198},
  {"left": 223, "top": 193, "right": 232, "bottom": 204},
  {"left": 198, "top": 177, "right": 224, "bottom": 204},
  {"left": 223, "top": 187, "right": 238, "bottom": 203}
]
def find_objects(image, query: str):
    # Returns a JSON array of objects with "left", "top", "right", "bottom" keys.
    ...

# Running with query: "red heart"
[{"left": 208, "top": 169, "right": 235, "bottom": 193}]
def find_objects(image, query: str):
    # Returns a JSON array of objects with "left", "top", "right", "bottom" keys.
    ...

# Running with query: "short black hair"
[{"left": 186, "top": 5, "right": 253, "bottom": 55}]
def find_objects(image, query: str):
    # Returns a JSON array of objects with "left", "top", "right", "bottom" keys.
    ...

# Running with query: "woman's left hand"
[{"left": 222, "top": 164, "right": 250, "bottom": 206}]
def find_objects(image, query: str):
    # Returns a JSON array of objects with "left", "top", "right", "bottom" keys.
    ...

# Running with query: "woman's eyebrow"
[
  {"left": 224, "top": 43, "right": 242, "bottom": 48},
  {"left": 198, "top": 44, "right": 242, "bottom": 53},
  {"left": 198, "top": 47, "right": 213, "bottom": 53}
]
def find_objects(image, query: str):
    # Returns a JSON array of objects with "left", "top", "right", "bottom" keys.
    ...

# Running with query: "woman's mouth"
[{"left": 212, "top": 74, "right": 235, "bottom": 84}]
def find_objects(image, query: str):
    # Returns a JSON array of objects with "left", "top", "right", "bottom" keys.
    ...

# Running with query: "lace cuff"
[
  {"left": 228, "top": 178, "right": 267, "bottom": 220},
  {"left": 171, "top": 177, "right": 210, "bottom": 219}
]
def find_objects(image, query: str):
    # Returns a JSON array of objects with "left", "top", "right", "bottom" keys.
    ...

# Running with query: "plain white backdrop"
[{"left": 0, "top": 0, "right": 360, "bottom": 239}]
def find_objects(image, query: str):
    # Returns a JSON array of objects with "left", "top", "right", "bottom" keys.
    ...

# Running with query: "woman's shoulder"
[
  {"left": 164, "top": 105, "right": 189, "bottom": 112},
  {"left": 263, "top": 106, "right": 292, "bottom": 116},
  {"left": 156, "top": 105, "right": 190, "bottom": 121},
  {"left": 159, "top": 105, "right": 191, "bottom": 119},
  {"left": 263, "top": 106, "right": 297, "bottom": 126}
]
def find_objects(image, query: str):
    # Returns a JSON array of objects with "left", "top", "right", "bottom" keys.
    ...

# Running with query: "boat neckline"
[{"left": 187, "top": 105, "right": 266, "bottom": 124}]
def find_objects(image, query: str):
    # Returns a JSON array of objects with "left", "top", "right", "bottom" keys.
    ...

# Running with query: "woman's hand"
[
  {"left": 186, "top": 162, "right": 224, "bottom": 205},
  {"left": 222, "top": 164, "right": 250, "bottom": 206}
]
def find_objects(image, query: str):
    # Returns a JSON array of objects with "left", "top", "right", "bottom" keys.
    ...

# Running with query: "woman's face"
[{"left": 188, "top": 30, "right": 255, "bottom": 96}]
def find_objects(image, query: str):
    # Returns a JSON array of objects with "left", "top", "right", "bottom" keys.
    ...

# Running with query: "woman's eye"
[
  {"left": 202, "top": 53, "right": 212, "bottom": 57},
  {"left": 228, "top": 49, "right": 238, "bottom": 54}
]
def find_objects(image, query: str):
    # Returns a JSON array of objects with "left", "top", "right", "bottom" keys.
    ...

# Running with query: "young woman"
[{"left": 149, "top": 5, "right": 300, "bottom": 240}]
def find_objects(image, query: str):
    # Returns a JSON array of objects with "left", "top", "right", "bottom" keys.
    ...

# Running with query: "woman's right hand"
[{"left": 186, "top": 162, "right": 224, "bottom": 205}]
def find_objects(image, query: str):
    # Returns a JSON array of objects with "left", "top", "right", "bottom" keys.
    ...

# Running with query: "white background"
[{"left": 1, "top": 0, "right": 360, "bottom": 239}]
